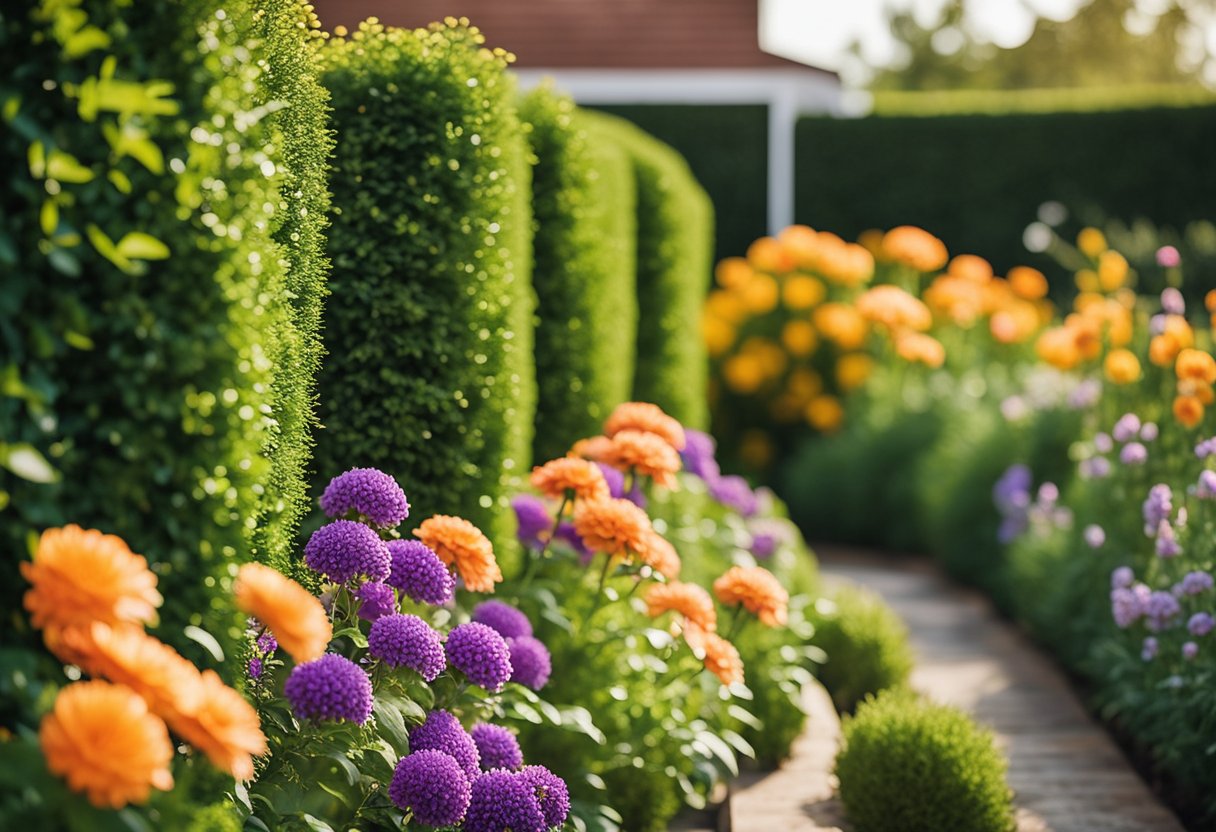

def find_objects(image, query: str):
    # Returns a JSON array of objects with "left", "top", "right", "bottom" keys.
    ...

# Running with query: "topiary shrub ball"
[{"left": 836, "top": 689, "right": 1015, "bottom": 832}]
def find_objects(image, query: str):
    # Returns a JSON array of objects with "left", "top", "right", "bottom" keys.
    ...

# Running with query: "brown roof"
[{"left": 312, "top": 0, "right": 827, "bottom": 72}]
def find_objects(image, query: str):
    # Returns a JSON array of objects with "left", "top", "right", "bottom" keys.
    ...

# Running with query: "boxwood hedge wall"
[
  {"left": 521, "top": 87, "right": 638, "bottom": 459},
  {"left": 315, "top": 19, "right": 535, "bottom": 551}
]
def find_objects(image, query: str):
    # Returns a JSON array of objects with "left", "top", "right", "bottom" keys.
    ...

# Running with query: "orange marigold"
[
  {"left": 64, "top": 622, "right": 201, "bottom": 721},
  {"left": 603, "top": 402, "right": 687, "bottom": 451},
  {"left": 646, "top": 582, "right": 716, "bottom": 631},
  {"left": 636, "top": 530, "right": 682, "bottom": 580},
  {"left": 1174, "top": 395, "right": 1205, "bottom": 428},
  {"left": 881, "top": 225, "right": 949, "bottom": 273},
  {"left": 568, "top": 435, "right": 615, "bottom": 462},
  {"left": 894, "top": 331, "right": 946, "bottom": 369},
  {"left": 1176, "top": 348, "right": 1216, "bottom": 384},
  {"left": 414, "top": 515, "right": 502, "bottom": 593},
  {"left": 684, "top": 623, "right": 745, "bottom": 686},
  {"left": 857, "top": 285, "right": 933, "bottom": 332},
  {"left": 572, "top": 498, "right": 652, "bottom": 556},
  {"left": 21, "top": 525, "right": 161, "bottom": 642},
  {"left": 169, "top": 670, "right": 267, "bottom": 780},
  {"left": 1008, "top": 266, "right": 1048, "bottom": 300},
  {"left": 1104, "top": 349, "right": 1141, "bottom": 385},
  {"left": 600, "top": 430, "right": 682, "bottom": 489},
  {"left": 530, "top": 457, "right": 609, "bottom": 503},
  {"left": 235, "top": 563, "right": 332, "bottom": 662},
  {"left": 40, "top": 680, "right": 174, "bottom": 809},
  {"left": 713, "top": 566, "right": 789, "bottom": 627}
]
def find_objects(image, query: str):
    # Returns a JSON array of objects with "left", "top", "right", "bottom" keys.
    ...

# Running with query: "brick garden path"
[{"left": 725, "top": 546, "right": 1186, "bottom": 832}]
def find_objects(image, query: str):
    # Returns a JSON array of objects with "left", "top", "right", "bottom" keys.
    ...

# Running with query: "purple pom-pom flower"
[
  {"left": 521, "top": 765, "right": 571, "bottom": 829},
  {"left": 709, "top": 475, "right": 758, "bottom": 517},
  {"left": 680, "top": 430, "right": 721, "bottom": 482},
  {"left": 1120, "top": 442, "right": 1147, "bottom": 466},
  {"left": 464, "top": 770, "right": 546, "bottom": 832},
  {"left": 386, "top": 539, "right": 455, "bottom": 605},
  {"left": 513, "top": 495, "right": 554, "bottom": 551},
  {"left": 1083, "top": 525, "right": 1105, "bottom": 549},
  {"left": 320, "top": 467, "right": 409, "bottom": 527},
  {"left": 1183, "top": 641, "right": 1199, "bottom": 661},
  {"left": 368, "top": 613, "right": 446, "bottom": 681},
  {"left": 507, "top": 636, "right": 552, "bottom": 691},
  {"left": 472, "top": 601, "right": 533, "bottom": 640},
  {"left": 1141, "top": 637, "right": 1158, "bottom": 662},
  {"left": 471, "top": 724, "right": 524, "bottom": 771},
  {"left": 1111, "top": 566, "right": 1134, "bottom": 590},
  {"left": 305, "top": 520, "right": 391, "bottom": 584},
  {"left": 410, "top": 710, "right": 481, "bottom": 781},
  {"left": 356, "top": 580, "right": 397, "bottom": 622},
  {"left": 1188, "top": 612, "right": 1214, "bottom": 637},
  {"left": 284, "top": 654, "right": 373, "bottom": 724},
  {"left": 1113, "top": 413, "right": 1141, "bottom": 443},
  {"left": 446, "top": 623, "right": 513, "bottom": 692},
  {"left": 389, "top": 750, "right": 471, "bottom": 826}
]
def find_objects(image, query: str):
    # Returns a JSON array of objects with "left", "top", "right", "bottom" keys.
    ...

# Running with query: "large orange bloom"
[
  {"left": 1176, "top": 349, "right": 1216, "bottom": 385},
  {"left": 600, "top": 430, "right": 682, "bottom": 488},
  {"left": 856, "top": 285, "right": 933, "bottom": 332},
  {"left": 646, "top": 582, "right": 716, "bottom": 631},
  {"left": 530, "top": 457, "right": 609, "bottom": 503},
  {"left": 40, "top": 680, "right": 174, "bottom": 809},
  {"left": 603, "top": 402, "right": 687, "bottom": 451},
  {"left": 235, "top": 563, "right": 332, "bottom": 663},
  {"left": 414, "top": 515, "right": 502, "bottom": 593},
  {"left": 881, "top": 226, "right": 948, "bottom": 272},
  {"left": 64, "top": 622, "right": 201, "bottom": 721},
  {"left": 713, "top": 566, "right": 789, "bottom": 627},
  {"left": 684, "top": 623, "right": 744, "bottom": 686},
  {"left": 170, "top": 670, "right": 267, "bottom": 780},
  {"left": 22, "top": 525, "right": 161, "bottom": 642},
  {"left": 568, "top": 435, "right": 614, "bottom": 462},
  {"left": 572, "top": 498, "right": 651, "bottom": 556},
  {"left": 636, "top": 530, "right": 682, "bottom": 580}
]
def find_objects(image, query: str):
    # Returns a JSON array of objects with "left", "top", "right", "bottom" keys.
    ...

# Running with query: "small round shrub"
[
  {"left": 836, "top": 689, "right": 1015, "bottom": 832},
  {"left": 808, "top": 583, "right": 912, "bottom": 713}
]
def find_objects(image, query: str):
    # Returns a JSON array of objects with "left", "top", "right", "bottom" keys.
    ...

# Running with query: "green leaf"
[
  {"left": 64, "top": 331, "right": 94, "bottom": 350},
  {"left": 64, "top": 26, "right": 111, "bottom": 59},
  {"left": 372, "top": 698, "right": 410, "bottom": 756},
  {"left": 183, "top": 625, "right": 225, "bottom": 662},
  {"left": 115, "top": 232, "right": 170, "bottom": 260},
  {"left": 86, "top": 224, "right": 132, "bottom": 271},
  {"left": 108, "top": 169, "right": 132, "bottom": 194},
  {"left": 299, "top": 814, "right": 334, "bottom": 832},
  {"left": 47, "top": 150, "right": 94, "bottom": 184},
  {"left": 325, "top": 752, "right": 360, "bottom": 787},
  {"left": 40, "top": 200, "right": 59, "bottom": 236},
  {"left": 332, "top": 626, "right": 367, "bottom": 649},
  {"left": 693, "top": 730, "right": 738, "bottom": 776},
  {"left": 48, "top": 248, "right": 81, "bottom": 277},
  {"left": 2, "top": 444, "right": 59, "bottom": 484}
]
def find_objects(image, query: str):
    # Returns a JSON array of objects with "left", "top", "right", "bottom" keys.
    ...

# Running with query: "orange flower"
[
  {"left": 64, "top": 622, "right": 201, "bottom": 721},
  {"left": 805, "top": 395, "right": 845, "bottom": 432},
  {"left": 777, "top": 224, "right": 820, "bottom": 268},
  {"left": 40, "top": 681, "right": 174, "bottom": 809},
  {"left": 1206, "top": 289, "right": 1216, "bottom": 314},
  {"left": 170, "top": 670, "right": 266, "bottom": 780},
  {"left": 568, "top": 435, "right": 615, "bottom": 462},
  {"left": 531, "top": 457, "right": 609, "bottom": 503},
  {"left": 1174, "top": 395, "right": 1204, "bottom": 429},
  {"left": 414, "top": 515, "right": 502, "bottom": 593},
  {"left": 1077, "top": 227, "right": 1106, "bottom": 258},
  {"left": 684, "top": 623, "right": 744, "bottom": 686},
  {"left": 781, "top": 320, "right": 818, "bottom": 357},
  {"left": 713, "top": 566, "right": 789, "bottom": 627},
  {"left": 782, "top": 274, "right": 826, "bottom": 310},
  {"left": 894, "top": 331, "right": 946, "bottom": 368},
  {"left": 1097, "top": 250, "right": 1129, "bottom": 291},
  {"left": 836, "top": 353, "right": 873, "bottom": 391},
  {"left": 1104, "top": 349, "right": 1141, "bottom": 385},
  {"left": 881, "top": 226, "right": 948, "bottom": 272},
  {"left": 1036, "top": 326, "right": 1082, "bottom": 370},
  {"left": 646, "top": 582, "right": 716, "bottom": 631},
  {"left": 600, "top": 430, "right": 682, "bottom": 489},
  {"left": 603, "top": 402, "right": 686, "bottom": 451},
  {"left": 813, "top": 303, "right": 868, "bottom": 349},
  {"left": 1008, "top": 266, "right": 1048, "bottom": 300},
  {"left": 636, "top": 530, "right": 682, "bottom": 580},
  {"left": 22, "top": 525, "right": 161, "bottom": 643},
  {"left": 746, "top": 236, "right": 794, "bottom": 273},
  {"left": 857, "top": 285, "right": 932, "bottom": 332},
  {"left": 1149, "top": 334, "right": 1181, "bottom": 368},
  {"left": 235, "top": 563, "right": 332, "bottom": 662},
  {"left": 715, "top": 257, "right": 753, "bottom": 289},
  {"left": 572, "top": 498, "right": 651, "bottom": 556},
  {"left": 1176, "top": 349, "right": 1216, "bottom": 385},
  {"left": 947, "top": 253, "right": 993, "bottom": 283}
]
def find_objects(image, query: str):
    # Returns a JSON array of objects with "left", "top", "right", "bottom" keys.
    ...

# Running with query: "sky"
[{"left": 761, "top": 0, "right": 1090, "bottom": 73}]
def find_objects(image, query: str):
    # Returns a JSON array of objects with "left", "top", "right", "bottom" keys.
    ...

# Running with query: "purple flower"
[
  {"left": 1161, "top": 287, "right": 1186, "bottom": 314},
  {"left": 596, "top": 463, "right": 626, "bottom": 499},
  {"left": 247, "top": 657, "right": 263, "bottom": 679},
  {"left": 355, "top": 580, "right": 397, "bottom": 621},
  {"left": 1067, "top": 379, "right": 1102, "bottom": 410},
  {"left": 1145, "top": 591, "right": 1181, "bottom": 632},
  {"left": 386, "top": 539, "right": 455, "bottom": 605},
  {"left": 1198, "top": 470, "right": 1216, "bottom": 499},
  {"left": 993, "top": 465, "right": 1032, "bottom": 512},
  {"left": 680, "top": 430, "right": 721, "bottom": 482},
  {"left": 1079, "top": 457, "right": 1111, "bottom": 479},
  {"left": 464, "top": 770, "right": 546, "bottom": 832},
  {"left": 997, "top": 515, "right": 1028, "bottom": 545},
  {"left": 446, "top": 622, "right": 513, "bottom": 692},
  {"left": 1083, "top": 525, "right": 1105, "bottom": 549},
  {"left": 1143, "top": 485, "right": 1173, "bottom": 535},
  {"left": 1188, "top": 612, "right": 1214, "bottom": 637},
  {"left": 554, "top": 521, "right": 591, "bottom": 560},
  {"left": 1155, "top": 521, "right": 1182, "bottom": 558},
  {"left": 472, "top": 601, "right": 533, "bottom": 640},
  {"left": 1141, "top": 637, "right": 1158, "bottom": 661},
  {"left": 1094, "top": 433, "right": 1114, "bottom": 453},
  {"left": 1177, "top": 571, "right": 1214, "bottom": 597},
  {"left": 1111, "top": 567, "right": 1134, "bottom": 590},
  {"left": 471, "top": 724, "right": 523, "bottom": 771},
  {"left": 1183, "top": 641, "right": 1199, "bottom": 661},
  {"left": 368, "top": 613, "right": 446, "bottom": 681},
  {"left": 305, "top": 520, "right": 391, "bottom": 584},
  {"left": 1150, "top": 313, "right": 1167, "bottom": 336},
  {"left": 285, "top": 654, "right": 373, "bottom": 724},
  {"left": 1119, "top": 442, "right": 1147, "bottom": 465},
  {"left": 1197, "top": 438, "right": 1216, "bottom": 459},
  {"left": 410, "top": 710, "right": 481, "bottom": 781},
  {"left": 256, "top": 632, "right": 278, "bottom": 656},
  {"left": 1140, "top": 422, "right": 1159, "bottom": 442},
  {"left": 1037, "top": 482, "right": 1059, "bottom": 505},
  {"left": 320, "top": 467, "right": 410, "bottom": 527},
  {"left": 1157, "top": 245, "right": 1181, "bottom": 268},
  {"left": 1112, "top": 584, "right": 1150, "bottom": 628},
  {"left": 390, "top": 750, "right": 471, "bottom": 826},
  {"left": 520, "top": 765, "right": 571, "bottom": 829},
  {"left": 625, "top": 479, "right": 648, "bottom": 510},
  {"left": 709, "top": 475, "right": 758, "bottom": 517},
  {"left": 507, "top": 636, "right": 552, "bottom": 691},
  {"left": 1113, "top": 413, "right": 1141, "bottom": 443},
  {"left": 512, "top": 495, "right": 553, "bottom": 551}
]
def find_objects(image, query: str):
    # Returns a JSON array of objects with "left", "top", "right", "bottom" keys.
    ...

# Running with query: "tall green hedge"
[
  {"left": 796, "top": 104, "right": 1216, "bottom": 278},
  {"left": 315, "top": 19, "right": 535, "bottom": 551},
  {"left": 585, "top": 111, "right": 713, "bottom": 429},
  {"left": 0, "top": 0, "right": 328, "bottom": 663},
  {"left": 521, "top": 87, "right": 637, "bottom": 459}
]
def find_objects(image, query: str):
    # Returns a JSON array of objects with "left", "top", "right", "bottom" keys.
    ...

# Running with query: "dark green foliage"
[
  {"left": 594, "top": 104, "right": 768, "bottom": 262},
  {"left": 314, "top": 20, "right": 535, "bottom": 550},
  {"left": 796, "top": 105, "right": 1216, "bottom": 282},
  {"left": 836, "top": 689, "right": 1015, "bottom": 832},
  {"left": 585, "top": 111, "right": 714, "bottom": 429},
  {"left": 0, "top": 0, "right": 325, "bottom": 665},
  {"left": 520, "top": 87, "right": 638, "bottom": 460},
  {"left": 807, "top": 583, "right": 912, "bottom": 713}
]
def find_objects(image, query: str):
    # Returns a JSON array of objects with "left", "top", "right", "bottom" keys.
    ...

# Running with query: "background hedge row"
[
  {"left": 521, "top": 87, "right": 638, "bottom": 461},
  {"left": 0, "top": 0, "right": 329, "bottom": 663}
]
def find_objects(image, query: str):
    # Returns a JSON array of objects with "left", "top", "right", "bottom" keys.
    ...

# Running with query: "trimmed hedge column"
[
  {"left": 521, "top": 87, "right": 638, "bottom": 459},
  {"left": 0, "top": 0, "right": 329, "bottom": 656},
  {"left": 315, "top": 19, "right": 535, "bottom": 549},
  {"left": 584, "top": 112, "right": 714, "bottom": 429}
]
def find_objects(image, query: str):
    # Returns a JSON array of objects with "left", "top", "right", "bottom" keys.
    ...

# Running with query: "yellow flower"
[
  {"left": 1075, "top": 269, "right": 1099, "bottom": 293},
  {"left": 723, "top": 353, "right": 765, "bottom": 394},
  {"left": 739, "top": 273, "right": 780, "bottom": 314},
  {"left": 1104, "top": 349, "right": 1141, "bottom": 385},
  {"left": 702, "top": 314, "right": 735, "bottom": 358},
  {"left": 786, "top": 367, "right": 823, "bottom": 401},
  {"left": 1077, "top": 227, "right": 1107, "bottom": 258},
  {"left": 836, "top": 353, "right": 873, "bottom": 391},
  {"left": 781, "top": 320, "right": 818, "bottom": 357},
  {"left": 715, "top": 257, "right": 753, "bottom": 290},
  {"left": 746, "top": 236, "right": 793, "bottom": 273},
  {"left": 1097, "top": 250, "right": 1129, "bottom": 291},
  {"left": 782, "top": 275, "right": 825, "bottom": 310},
  {"left": 1008, "top": 266, "right": 1048, "bottom": 300},
  {"left": 813, "top": 303, "right": 868, "bottom": 350},
  {"left": 805, "top": 395, "right": 844, "bottom": 432}
]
